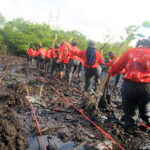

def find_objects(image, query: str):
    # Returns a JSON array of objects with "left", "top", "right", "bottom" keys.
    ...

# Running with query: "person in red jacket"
[
  {"left": 36, "top": 46, "right": 46, "bottom": 69},
  {"left": 105, "top": 51, "right": 122, "bottom": 88},
  {"left": 30, "top": 47, "right": 37, "bottom": 65},
  {"left": 67, "top": 42, "right": 81, "bottom": 83},
  {"left": 110, "top": 38, "right": 150, "bottom": 131},
  {"left": 45, "top": 47, "right": 52, "bottom": 71},
  {"left": 105, "top": 51, "right": 117, "bottom": 66},
  {"left": 51, "top": 44, "right": 62, "bottom": 76},
  {"left": 32, "top": 48, "right": 37, "bottom": 59},
  {"left": 59, "top": 43, "right": 70, "bottom": 79},
  {"left": 68, "top": 40, "right": 104, "bottom": 91},
  {"left": 27, "top": 47, "right": 34, "bottom": 64}
]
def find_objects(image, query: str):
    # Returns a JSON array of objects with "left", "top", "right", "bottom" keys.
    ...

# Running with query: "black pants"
[
  {"left": 45, "top": 58, "right": 52, "bottom": 71},
  {"left": 27, "top": 55, "right": 33, "bottom": 62},
  {"left": 51, "top": 60, "right": 61, "bottom": 75},
  {"left": 60, "top": 63, "right": 68, "bottom": 72},
  {"left": 37, "top": 55, "right": 45, "bottom": 69},
  {"left": 78, "top": 62, "right": 83, "bottom": 74},
  {"left": 67, "top": 59, "right": 80, "bottom": 82},
  {"left": 84, "top": 66, "right": 101, "bottom": 91},
  {"left": 114, "top": 74, "right": 121, "bottom": 86},
  {"left": 121, "top": 79, "right": 150, "bottom": 127}
]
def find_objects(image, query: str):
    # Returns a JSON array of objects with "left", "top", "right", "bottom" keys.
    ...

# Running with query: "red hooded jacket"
[
  {"left": 60, "top": 44, "right": 70, "bottom": 64},
  {"left": 110, "top": 47, "right": 150, "bottom": 83},
  {"left": 45, "top": 49, "right": 52, "bottom": 58},
  {"left": 37, "top": 48, "right": 46, "bottom": 57},
  {"left": 28, "top": 48, "right": 33, "bottom": 56},
  {"left": 51, "top": 48, "right": 62, "bottom": 59},
  {"left": 68, "top": 46, "right": 80, "bottom": 61},
  {"left": 32, "top": 50, "right": 37, "bottom": 57}
]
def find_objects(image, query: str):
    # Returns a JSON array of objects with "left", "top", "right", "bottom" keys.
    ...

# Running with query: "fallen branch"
[{"left": 71, "top": 141, "right": 87, "bottom": 150}]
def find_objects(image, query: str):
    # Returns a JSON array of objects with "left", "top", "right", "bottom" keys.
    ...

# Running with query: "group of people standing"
[
  {"left": 28, "top": 41, "right": 112, "bottom": 91},
  {"left": 28, "top": 38, "right": 150, "bottom": 132}
]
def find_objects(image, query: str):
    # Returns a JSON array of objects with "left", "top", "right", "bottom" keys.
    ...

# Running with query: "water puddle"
[{"left": 27, "top": 135, "right": 85, "bottom": 150}]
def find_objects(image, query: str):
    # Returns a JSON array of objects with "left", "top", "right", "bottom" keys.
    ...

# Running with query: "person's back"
[
  {"left": 69, "top": 40, "right": 104, "bottom": 91},
  {"left": 36, "top": 46, "right": 45, "bottom": 69},
  {"left": 60, "top": 43, "right": 70, "bottom": 63},
  {"left": 110, "top": 38, "right": 150, "bottom": 131},
  {"left": 66, "top": 42, "right": 81, "bottom": 83},
  {"left": 110, "top": 47, "right": 150, "bottom": 82},
  {"left": 27, "top": 48, "right": 34, "bottom": 64},
  {"left": 69, "top": 45, "right": 80, "bottom": 61},
  {"left": 45, "top": 49, "right": 52, "bottom": 58},
  {"left": 37, "top": 48, "right": 46, "bottom": 57},
  {"left": 51, "top": 44, "right": 62, "bottom": 76},
  {"left": 32, "top": 49, "right": 37, "bottom": 58},
  {"left": 28, "top": 48, "right": 33, "bottom": 56},
  {"left": 76, "top": 50, "right": 104, "bottom": 69}
]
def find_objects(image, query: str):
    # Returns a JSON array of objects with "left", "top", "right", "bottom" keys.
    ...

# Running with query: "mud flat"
[{"left": 0, "top": 54, "right": 150, "bottom": 150}]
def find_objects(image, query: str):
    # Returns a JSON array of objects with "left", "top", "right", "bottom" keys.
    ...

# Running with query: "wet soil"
[{"left": 0, "top": 54, "right": 150, "bottom": 150}]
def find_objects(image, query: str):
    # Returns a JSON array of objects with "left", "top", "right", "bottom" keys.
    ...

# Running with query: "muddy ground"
[{"left": 0, "top": 54, "right": 150, "bottom": 150}]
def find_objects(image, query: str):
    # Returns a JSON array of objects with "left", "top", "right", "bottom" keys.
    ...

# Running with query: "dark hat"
[
  {"left": 88, "top": 41, "right": 96, "bottom": 48},
  {"left": 71, "top": 41, "right": 77, "bottom": 46},
  {"left": 108, "top": 51, "right": 114, "bottom": 56}
]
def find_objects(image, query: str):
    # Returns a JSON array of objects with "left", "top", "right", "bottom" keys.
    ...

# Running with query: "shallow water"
[{"left": 27, "top": 135, "right": 85, "bottom": 150}]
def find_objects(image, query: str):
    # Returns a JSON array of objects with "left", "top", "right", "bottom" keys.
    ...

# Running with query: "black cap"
[
  {"left": 71, "top": 42, "right": 77, "bottom": 46},
  {"left": 108, "top": 51, "right": 114, "bottom": 56},
  {"left": 88, "top": 40, "right": 96, "bottom": 48}
]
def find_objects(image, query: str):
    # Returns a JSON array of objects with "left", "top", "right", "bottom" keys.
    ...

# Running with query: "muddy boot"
[
  {"left": 98, "top": 95, "right": 107, "bottom": 108},
  {"left": 106, "top": 94, "right": 111, "bottom": 104},
  {"left": 123, "top": 124, "right": 139, "bottom": 134},
  {"left": 98, "top": 85, "right": 108, "bottom": 108}
]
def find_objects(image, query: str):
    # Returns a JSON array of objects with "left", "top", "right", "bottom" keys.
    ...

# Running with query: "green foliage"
[
  {"left": 142, "top": 21, "right": 150, "bottom": 28},
  {"left": 0, "top": 13, "right": 149, "bottom": 57},
  {"left": 0, "top": 13, "right": 5, "bottom": 26},
  {"left": 0, "top": 17, "right": 88, "bottom": 56},
  {"left": 0, "top": 34, "right": 7, "bottom": 53}
]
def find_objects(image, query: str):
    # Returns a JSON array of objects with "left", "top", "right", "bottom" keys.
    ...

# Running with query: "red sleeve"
[
  {"left": 97, "top": 52, "right": 104, "bottom": 64},
  {"left": 109, "top": 51, "right": 129, "bottom": 76},
  {"left": 105, "top": 62, "right": 111, "bottom": 66},
  {"left": 74, "top": 50, "right": 85, "bottom": 59}
]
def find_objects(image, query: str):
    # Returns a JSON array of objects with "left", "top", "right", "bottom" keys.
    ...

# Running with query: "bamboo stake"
[{"left": 39, "top": 84, "right": 44, "bottom": 105}]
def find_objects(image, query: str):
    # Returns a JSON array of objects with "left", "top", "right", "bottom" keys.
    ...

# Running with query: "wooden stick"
[{"left": 71, "top": 141, "right": 87, "bottom": 150}]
